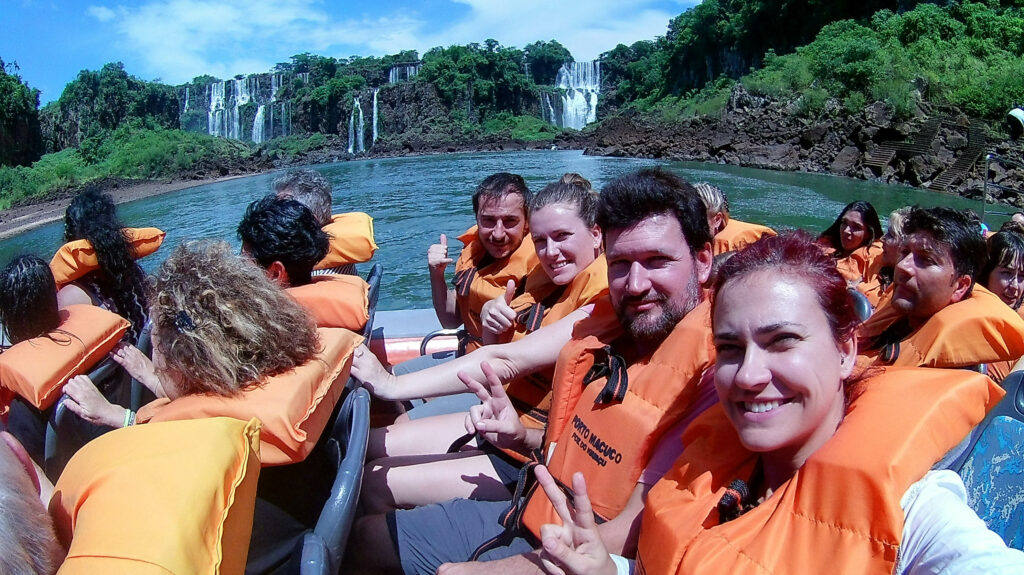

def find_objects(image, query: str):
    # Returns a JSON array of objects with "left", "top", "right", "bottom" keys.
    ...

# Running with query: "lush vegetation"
[
  {"left": 41, "top": 62, "right": 179, "bottom": 155},
  {"left": 0, "top": 127, "right": 252, "bottom": 209},
  {"left": 0, "top": 59, "right": 43, "bottom": 167},
  {"left": 739, "top": 2, "right": 1024, "bottom": 120}
]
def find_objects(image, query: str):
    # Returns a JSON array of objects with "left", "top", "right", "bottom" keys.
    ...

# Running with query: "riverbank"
[{"left": 0, "top": 174, "right": 254, "bottom": 239}]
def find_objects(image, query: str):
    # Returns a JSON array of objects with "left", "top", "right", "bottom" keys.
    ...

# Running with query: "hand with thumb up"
[
  {"left": 428, "top": 233, "right": 454, "bottom": 275},
  {"left": 480, "top": 279, "right": 518, "bottom": 344}
]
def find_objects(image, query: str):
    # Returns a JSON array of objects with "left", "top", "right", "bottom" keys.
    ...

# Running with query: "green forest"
[{"left": 1, "top": 0, "right": 1023, "bottom": 208}]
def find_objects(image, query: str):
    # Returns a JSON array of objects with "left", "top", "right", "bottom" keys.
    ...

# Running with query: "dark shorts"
[
  {"left": 387, "top": 498, "right": 536, "bottom": 575},
  {"left": 479, "top": 442, "right": 527, "bottom": 488}
]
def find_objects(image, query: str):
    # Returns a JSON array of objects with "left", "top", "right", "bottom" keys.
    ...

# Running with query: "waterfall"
[
  {"left": 388, "top": 63, "right": 420, "bottom": 83},
  {"left": 356, "top": 98, "right": 365, "bottom": 153},
  {"left": 252, "top": 105, "right": 266, "bottom": 143},
  {"left": 183, "top": 87, "right": 190, "bottom": 114},
  {"left": 229, "top": 77, "right": 254, "bottom": 140},
  {"left": 347, "top": 103, "right": 355, "bottom": 154},
  {"left": 372, "top": 88, "right": 379, "bottom": 143},
  {"left": 540, "top": 92, "right": 557, "bottom": 125},
  {"left": 208, "top": 81, "right": 226, "bottom": 137},
  {"left": 555, "top": 61, "right": 600, "bottom": 130}
]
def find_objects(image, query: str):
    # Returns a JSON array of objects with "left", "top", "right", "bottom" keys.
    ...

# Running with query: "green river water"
[{"left": 0, "top": 150, "right": 988, "bottom": 311}]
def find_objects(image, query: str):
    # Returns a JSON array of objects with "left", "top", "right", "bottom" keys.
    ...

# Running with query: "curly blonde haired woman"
[{"left": 63, "top": 240, "right": 321, "bottom": 426}]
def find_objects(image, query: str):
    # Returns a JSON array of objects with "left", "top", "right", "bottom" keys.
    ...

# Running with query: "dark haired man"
[
  {"left": 428, "top": 173, "right": 538, "bottom": 354},
  {"left": 858, "top": 206, "right": 1024, "bottom": 369},
  {"left": 349, "top": 168, "right": 719, "bottom": 575},
  {"left": 237, "top": 195, "right": 329, "bottom": 288}
]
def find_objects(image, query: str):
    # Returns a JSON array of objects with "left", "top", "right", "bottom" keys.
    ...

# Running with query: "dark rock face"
[{"left": 566, "top": 85, "right": 1024, "bottom": 206}]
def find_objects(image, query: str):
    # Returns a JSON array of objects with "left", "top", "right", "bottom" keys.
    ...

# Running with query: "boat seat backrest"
[
  {"left": 363, "top": 263, "right": 383, "bottom": 341},
  {"left": 939, "top": 370, "right": 1024, "bottom": 549}
]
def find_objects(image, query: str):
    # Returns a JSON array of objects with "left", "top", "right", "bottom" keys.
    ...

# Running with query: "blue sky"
[{"left": 1, "top": 0, "right": 697, "bottom": 104}]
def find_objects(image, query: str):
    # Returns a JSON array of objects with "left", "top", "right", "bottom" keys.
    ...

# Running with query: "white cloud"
[
  {"left": 99, "top": 0, "right": 696, "bottom": 84},
  {"left": 87, "top": 5, "right": 116, "bottom": 22}
]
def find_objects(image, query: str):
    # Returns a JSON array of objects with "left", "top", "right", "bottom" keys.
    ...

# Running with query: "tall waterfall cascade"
[
  {"left": 372, "top": 88, "right": 379, "bottom": 142},
  {"left": 555, "top": 61, "right": 600, "bottom": 130},
  {"left": 348, "top": 98, "right": 365, "bottom": 154},
  {"left": 388, "top": 63, "right": 420, "bottom": 83},
  {"left": 190, "top": 73, "right": 300, "bottom": 142}
]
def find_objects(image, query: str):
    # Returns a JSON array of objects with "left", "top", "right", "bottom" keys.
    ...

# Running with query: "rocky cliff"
[{"left": 563, "top": 85, "right": 1024, "bottom": 206}]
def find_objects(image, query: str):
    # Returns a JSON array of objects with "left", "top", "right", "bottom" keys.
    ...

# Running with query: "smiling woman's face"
[
  {"left": 712, "top": 271, "right": 854, "bottom": 466},
  {"left": 529, "top": 202, "right": 601, "bottom": 286}
]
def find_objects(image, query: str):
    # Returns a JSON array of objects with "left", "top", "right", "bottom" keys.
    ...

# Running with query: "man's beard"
[{"left": 616, "top": 273, "right": 701, "bottom": 347}]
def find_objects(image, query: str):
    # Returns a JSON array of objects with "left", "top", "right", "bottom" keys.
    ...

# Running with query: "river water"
[{"left": 0, "top": 150, "right": 985, "bottom": 310}]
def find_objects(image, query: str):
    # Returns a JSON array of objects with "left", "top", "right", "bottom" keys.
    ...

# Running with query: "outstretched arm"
[{"left": 352, "top": 305, "right": 593, "bottom": 401}]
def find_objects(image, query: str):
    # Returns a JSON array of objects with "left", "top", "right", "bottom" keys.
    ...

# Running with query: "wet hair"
[
  {"left": 237, "top": 195, "right": 330, "bottom": 287},
  {"left": 530, "top": 173, "right": 599, "bottom": 227},
  {"left": 694, "top": 182, "right": 730, "bottom": 221},
  {"left": 0, "top": 439, "right": 62, "bottom": 575},
  {"left": 0, "top": 255, "right": 60, "bottom": 345},
  {"left": 63, "top": 186, "right": 149, "bottom": 340},
  {"left": 819, "top": 201, "right": 883, "bottom": 255},
  {"left": 981, "top": 230, "right": 1024, "bottom": 293},
  {"left": 713, "top": 231, "right": 860, "bottom": 346},
  {"left": 471, "top": 173, "right": 532, "bottom": 215},
  {"left": 904, "top": 206, "right": 987, "bottom": 285},
  {"left": 149, "top": 241, "right": 320, "bottom": 397},
  {"left": 273, "top": 169, "right": 333, "bottom": 227},
  {"left": 597, "top": 168, "right": 712, "bottom": 255}
]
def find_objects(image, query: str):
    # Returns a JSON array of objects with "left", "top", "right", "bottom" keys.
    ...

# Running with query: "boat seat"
[
  {"left": 938, "top": 370, "right": 1024, "bottom": 549},
  {"left": 245, "top": 385, "right": 371, "bottom": 574},
  {"left": 44, "top": 319, "right": 156, "bottom": 480},
  {"left": 363, "top": 263, "right": 382, "bottom": 342}
]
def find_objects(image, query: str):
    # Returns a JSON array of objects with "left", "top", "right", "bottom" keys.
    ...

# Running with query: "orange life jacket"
[
  {"left": 500, "top": 255, "right": 610, "bottom": 429},
  {"left": 857, "top": 284, "right": 1024, "bottom": 369},
  {"left": 0, "top": 305, "right": 130, "bottom": 412},
  {"left": 453, "top": 226, "right": 538, "bottom": 353},
  {"left": 828, "top": 240, "right": 884, "bottom": 283},
  {"left": 984, "top": 305, "right": 1024, "bottom": 383},
  {"left": 713, "top": 219, "right": 776, "bottom": 255},
  {"left": 50, "top": 417, "right": 261, "bottom": 575},
  {"left": 314, "top": 212, "right": 379, "bottom": 270},
  {"left": 49, "top": 227, "right": 165, "bottom": 286},
  {"left": 634, "top": 367, "right": 1002, "bottom": 575},
  {"left": 286, "top": 273, "right": 370, "bottom": 331},
  {"left": 518, "top": 300, "right": 715, "bottom": 537},
  {"left": 137, "top": 327, "right": 362, "bottom": 466}
]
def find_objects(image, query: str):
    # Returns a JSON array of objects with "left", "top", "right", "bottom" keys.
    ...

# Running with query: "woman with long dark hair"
[
  {"left": 57, "top": 187, "right": 149, "bottom": 342},
  {"left": 818, "top": 201, "right": 884, "bottom": 284}
]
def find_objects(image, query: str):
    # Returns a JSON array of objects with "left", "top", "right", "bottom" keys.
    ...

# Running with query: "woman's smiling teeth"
[{"left": 744, "top": 399, "right": 784, "bottom": 413}]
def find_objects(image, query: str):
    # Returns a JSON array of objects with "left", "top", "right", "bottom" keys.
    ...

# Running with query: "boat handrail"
[{"left": 981, "top": 153, "right": 1024, "bottom": 223}]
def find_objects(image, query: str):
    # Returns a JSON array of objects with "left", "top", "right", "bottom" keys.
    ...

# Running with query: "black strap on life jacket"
[
  {"left": 515, "top": 284, "right": 568, "bottom": 334},
  {"left": 585, "top": 346, "right": 629, "bottom": 405},
  {"left": 452, "top": 253, "right": 496, "bottom": 298}
]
